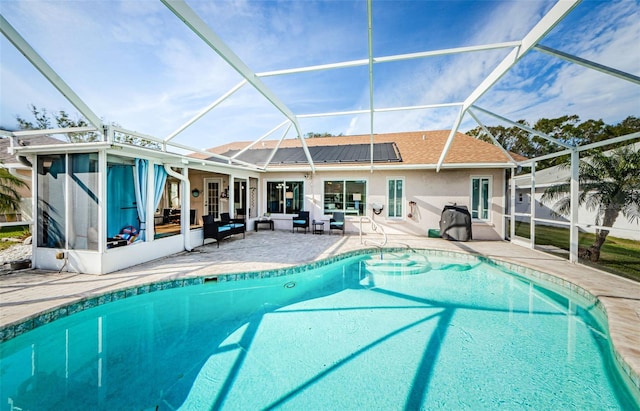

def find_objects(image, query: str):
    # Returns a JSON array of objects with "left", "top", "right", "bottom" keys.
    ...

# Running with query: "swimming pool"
[{"left": 1, "top": 249, "right": 638, "bottom": 410}]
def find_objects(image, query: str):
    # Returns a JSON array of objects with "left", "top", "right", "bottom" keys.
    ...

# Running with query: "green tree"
[
  {"left": 16, "top": 104, "right": 100, "bottom": 142},
  {"left": 0, "top": 163, "right": 27, "bottom": 214},
  {"left": 466, "top": 115, "right": 640, "bottom": 169},
  {"left": 304, "top": 132, "right": 343, "bottom": 138},
  {"left": 542, "top": 145, "right": 640, "bottom": 262},
  {"left": 16, "top": 105, "right": 160, "bottom": 148}
]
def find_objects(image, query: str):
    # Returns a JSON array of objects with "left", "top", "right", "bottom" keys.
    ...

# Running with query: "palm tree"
[
  {"left": 542, "top": 145, "right": 640, "bottom": 262},
  {"left": 0, "top": 164, "right": 27, "bottom": 217}
]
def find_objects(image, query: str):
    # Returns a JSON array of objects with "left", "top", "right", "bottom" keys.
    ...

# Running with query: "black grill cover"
[{"left": 439, "top": 205, "right": 472, "bottom": 242}]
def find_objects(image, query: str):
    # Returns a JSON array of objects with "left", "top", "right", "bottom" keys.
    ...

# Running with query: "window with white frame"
[
  {"left": 387, "top": 178, "right": 404, "bottom": 218},
  {"left": 266, "top": 180, "right": 303, "bottom": 214},
  {"left": 323, "top": 180, "right": 367, "bottom": 216},
  {"left": 471, "top": 176, "right": 491, "bottom": 220}
]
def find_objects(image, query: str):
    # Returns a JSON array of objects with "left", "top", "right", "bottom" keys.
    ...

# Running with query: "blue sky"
[{"left": 1, "top": 0, "right": 638, "bottom": 149}]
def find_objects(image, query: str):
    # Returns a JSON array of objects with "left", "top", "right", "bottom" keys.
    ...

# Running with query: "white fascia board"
[
  {"left": 11, "top": 142, "right": 112, "bottom": 155},
  {"left": 463, "top": 0, "right": 581, "bottom": 110},
  {"left": 264, "top": 162, "right": 516, "bottom": 173},
  {"left": 11, "top": 127, "right": 98, "bottom": 137},
  {"left": 0, "top": 15, "right": 104, "bottom": 130}
]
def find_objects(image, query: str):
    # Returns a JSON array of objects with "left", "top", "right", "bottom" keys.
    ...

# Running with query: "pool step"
[{"left": 363, "top": 254, "right": 431, "bottom": 275}]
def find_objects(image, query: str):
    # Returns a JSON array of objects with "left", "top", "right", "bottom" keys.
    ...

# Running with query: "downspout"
[
  {"left": 163, "top": 164, "right": 192, "bottom": 251},
  {"left": 16, "top": 155, "right": 32, "bottom": 168}
]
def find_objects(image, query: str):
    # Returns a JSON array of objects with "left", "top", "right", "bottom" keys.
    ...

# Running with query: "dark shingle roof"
[{"left": 215, "top": 142, "right": 401, "bottom": 165}]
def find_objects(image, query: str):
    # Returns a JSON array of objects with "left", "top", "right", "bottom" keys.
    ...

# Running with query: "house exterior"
[
  {"left": 199, "top": 130, "right": 516, "bottom": 240},
  {"left": 7, "top": 129, "right": 517, "bottom": 275}
]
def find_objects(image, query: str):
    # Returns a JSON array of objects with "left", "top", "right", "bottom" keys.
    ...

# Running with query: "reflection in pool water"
[{"left": 1, "top": 251, "right": 638, "bottom": 410}]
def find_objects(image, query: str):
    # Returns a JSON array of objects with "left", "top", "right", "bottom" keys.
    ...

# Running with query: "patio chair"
[
  {"left": 292, "top": 211, "right": 310, "bottom": 233},
  {"left": 330, "top": 212, "right": 345, "bottom": 235}
]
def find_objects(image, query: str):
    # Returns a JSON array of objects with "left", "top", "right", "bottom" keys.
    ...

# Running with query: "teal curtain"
[
  {"left": 107, "top": 165, "right": 137, "bottom": 238},
  {"left": 134, "top": 159, "right": 148, "bottom": 241},
  {"left": 153, "top": 164, "right": 167, "bottom": 212}
]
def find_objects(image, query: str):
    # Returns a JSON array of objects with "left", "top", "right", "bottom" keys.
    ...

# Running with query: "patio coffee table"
[
  {"left": 254, "top": 219, "right": 274, "bottom": 231},
  {"left": 312, "top": 220, "right": 324, "bottom": 234}
]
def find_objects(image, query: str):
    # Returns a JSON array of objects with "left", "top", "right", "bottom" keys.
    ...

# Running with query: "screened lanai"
[{"left": 1, "top": 0, "right": 638, "bottom": 273}]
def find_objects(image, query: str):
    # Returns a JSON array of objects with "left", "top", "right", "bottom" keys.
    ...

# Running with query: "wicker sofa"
[{"left": 203, "top": 213, "right": 246, "bottom": 247}]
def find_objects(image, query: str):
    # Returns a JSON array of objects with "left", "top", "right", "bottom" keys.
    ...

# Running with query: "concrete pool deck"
[{"left": 1, "top": 230, "right": 639, "bottom": 390}]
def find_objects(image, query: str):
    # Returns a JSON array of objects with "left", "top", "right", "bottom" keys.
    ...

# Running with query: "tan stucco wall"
[{"left": 254, "top": 168, "right": 505, "bottom": 240}]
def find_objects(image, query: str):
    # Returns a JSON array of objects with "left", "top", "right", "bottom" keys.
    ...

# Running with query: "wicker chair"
[{"left": 292, "top": 211, "right": 310, "bottom": 233}]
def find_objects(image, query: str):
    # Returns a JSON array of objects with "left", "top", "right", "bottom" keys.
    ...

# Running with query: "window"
[
  {"left": 266, "top": 180, "right": 303, "bottom": 214},
  {"left": 387, "top": 178, "right": 404, "bottom": 218},
  {"left": 471, "top": 177, "right": 491, "bottom": 220},
  {"left": 323, "top": 180, "right": 367, "bottom": 216},
  {"left": 38, "top": 153, "right": 99, "bottom": 250},
  {"left": 169, "top": 181, "right": 180, "bottom": 208}
]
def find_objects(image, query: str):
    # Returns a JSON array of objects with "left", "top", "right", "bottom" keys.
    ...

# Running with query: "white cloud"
[{"left": 476, "top": 1, "right": 639, "bottom": 126}]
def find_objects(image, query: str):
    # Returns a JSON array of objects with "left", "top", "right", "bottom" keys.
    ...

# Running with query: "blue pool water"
[{"left": 1, "top": 250, "right": 638, "bottom": 410}]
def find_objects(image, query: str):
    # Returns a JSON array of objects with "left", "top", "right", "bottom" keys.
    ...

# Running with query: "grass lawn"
[
  {"left": 512, "top": 221, "right": 640, "bottom": 282},
  {"left": 0, "top": 225, "right": 31, "bottom": 252}
]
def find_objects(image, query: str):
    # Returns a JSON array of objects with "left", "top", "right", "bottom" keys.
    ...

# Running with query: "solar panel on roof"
[{"left": 212, "top": 143, "right": 401, "bottom": 165}]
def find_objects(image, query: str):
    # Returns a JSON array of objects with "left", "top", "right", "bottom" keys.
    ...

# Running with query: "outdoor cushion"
[
  {"left": 293, "top": 219, "right": 306, "bottom": 224},
  {"left": 218, "top": 225, "right": 231, "bottom": 232}
]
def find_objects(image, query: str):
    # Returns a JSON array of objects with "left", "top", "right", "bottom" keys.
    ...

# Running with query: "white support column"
[
  {"left": 569, "top": 149, "right": 579, "bottom": 263},
  {"left": 181, "top": 167, "right": 190, "bottom": 237},
  {"left": 510, "top": 168, "right": 516, "bottom": 240},
  {"left": 98, "top": 150, "right": 107, "bottom": 253},
  {"left": 228, "top": 174, "right": 235, "bottom": 217},
  {"left": 147, "top": 161, "right": 156, "bottom": 242},
  {"left": 530, "top": 161, "right": 536, "bottom": 248},
  {"left": 245, "top": 180, "right": 250, "bottom": 219}
]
